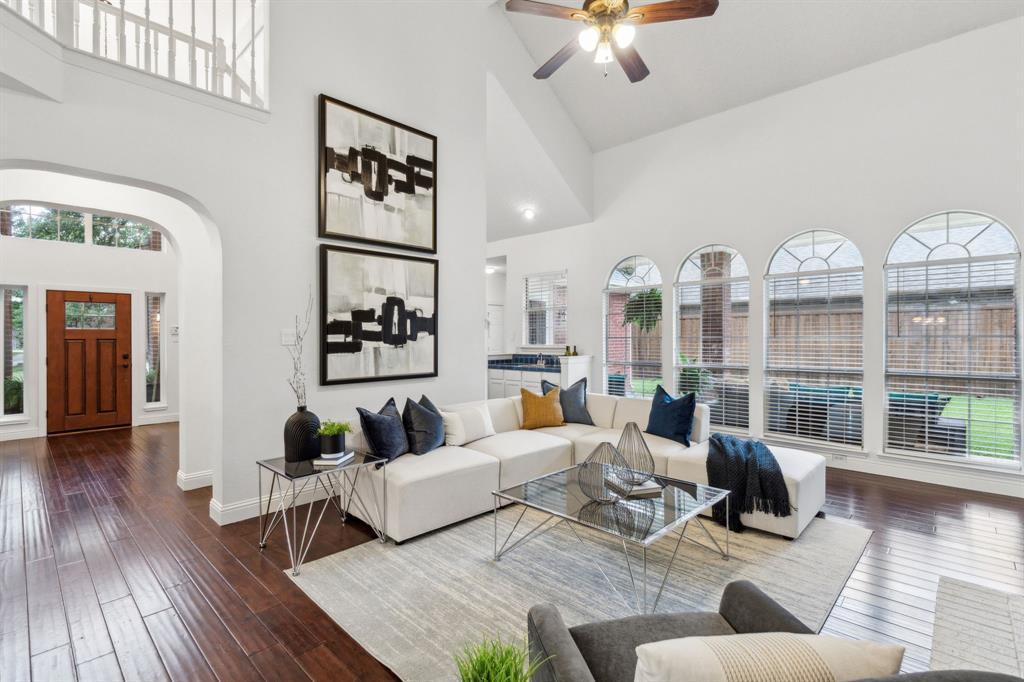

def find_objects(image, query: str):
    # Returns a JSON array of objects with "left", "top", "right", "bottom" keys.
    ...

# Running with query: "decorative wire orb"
[
  {"left": 615, "top": 421, "right": 655, "bottom": 485},
  {"left": 578, "top": 442, "right": 629, "bottom": 503}
]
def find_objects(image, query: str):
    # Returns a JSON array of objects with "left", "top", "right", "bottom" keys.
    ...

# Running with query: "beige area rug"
[
  {"left": 931, "top": 577, "right": 1024, "bottom": 677},
  {"left": 290, "top": 510, "right": 871, "bottom": 681}
]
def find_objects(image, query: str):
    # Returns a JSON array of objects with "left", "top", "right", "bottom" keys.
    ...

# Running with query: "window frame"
[
  {"left": 763, "top": 230, "right": 865, "bottom": 449},
  {"left": 144, "top": 292, "right": 167, "bottom": 409},
  {"left": 674, "top": 244, "right": 750, "bottom": 433},
  {"left": 883, "top": 211, "right": 1022, "bottom": 468},
  {"left": 521, "top": 270, "right": 568, "bottom": 349},
  {"left": 603, "top": 255, "right": 664, "bottom": 399},
  {"left": 0, "top": 285, "right": 29, "bottom": 422}
]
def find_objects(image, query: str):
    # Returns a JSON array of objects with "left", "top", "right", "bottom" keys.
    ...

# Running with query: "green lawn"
[
  {"left": 630, "top": 378, "right": 664, "bottom": 398},
  {"left": 942, "top": 395, "right": 1018, "bottom": 460}
]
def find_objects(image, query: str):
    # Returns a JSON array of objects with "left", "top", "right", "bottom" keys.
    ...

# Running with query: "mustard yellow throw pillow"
[{"left": 521, "top": 387, "right": 564, "bottom": 429}]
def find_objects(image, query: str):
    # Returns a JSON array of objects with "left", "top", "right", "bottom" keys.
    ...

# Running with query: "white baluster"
[
  {"left": 168, "top": 0, "right": 175, "bottom": 80},
  {"left": 211, "top": 0, "right": 218, "bottom": 94},
  {"left": 55, "top": 0, "right": 74, "bottom": 45},
  {"left": 92, "top": 0, "right": 99, "bottom": 53},
  {"left": 118, "top": 0, "right": 126, "bottom": 64},
  {"left": 135, "top": 22, "right": 141, "bottom": 67},
  {"left": 189, "top": 0, "right": 197, "bottom": 87},
  {"left": 144, "top": 0, "right": 151, "bottom": 71},
  {"left": 231, "top": 0, "right": 238, "bottom": 99},
  {"left": 249, "top": 0, "right": 255, "bottom": 104}
]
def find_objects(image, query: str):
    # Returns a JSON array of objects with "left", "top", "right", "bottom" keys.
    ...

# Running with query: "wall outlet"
[
  {"left": 281, "top": 329, "right": 297, "bottom": 346},
  {"left": 169, "top": 326, "right": 180, "bottom": 342}
]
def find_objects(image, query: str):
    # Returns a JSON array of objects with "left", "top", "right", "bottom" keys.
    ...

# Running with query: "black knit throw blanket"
[{"left": 706, "top": 433, "right": 791, "bottom": 532}]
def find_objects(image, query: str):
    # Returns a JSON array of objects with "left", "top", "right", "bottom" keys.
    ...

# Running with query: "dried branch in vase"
[{"left": 286, "top": 288, "right": 314, "bottom": 407}]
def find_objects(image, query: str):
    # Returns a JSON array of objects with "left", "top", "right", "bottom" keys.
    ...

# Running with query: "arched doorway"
[{"left": 0, "top": 163, "right": 224, "bottom": 502}]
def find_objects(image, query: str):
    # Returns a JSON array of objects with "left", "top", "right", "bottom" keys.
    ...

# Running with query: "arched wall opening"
[{"left": 0, "top": 163, "right": 224, "bottom": 497}]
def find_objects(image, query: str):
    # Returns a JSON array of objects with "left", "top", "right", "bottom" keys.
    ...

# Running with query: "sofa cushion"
[
  {"left": 612, "top": 397, "right": 653, "bottom": 430},
  {"left": 570, "top": 612, "right": 734, "bottom": 682},
  {"left": 521, "top": 387, "right": 565, "bottom": 429},
  {"left": 646, "top": 386, "right": 696, "bottom": 447},
  {"left": 357, "top": 398, "right": 409, "bottom": 461},
  {"left": 356, "top": 446, "right": 499, "bottom": 542},
  {"left": 573, "top": 428, "right": 693, "bottom": 476},
  {"left": 441, "top": 404, "right": 496, "bottom": 446},
  {"left": 635, "top": 633, "right": 904, "bottom": 682},
  {"left": 464, "top": 430, "right": 572, "bottom": 488},
  {"left": 535, "top": 423, "right": 606, "bottom": 450},
  {"left": 542, "top": 378, "right": 594, "bottom": 426},
  {"left": 402, "top": 396, "right": 444, "bottom": 455},
  {"left": 443, "top": 398, "right": 520, "bottom": 434},
  {"left": 586, "top": 393, "right": 618, "bottom": 429}
]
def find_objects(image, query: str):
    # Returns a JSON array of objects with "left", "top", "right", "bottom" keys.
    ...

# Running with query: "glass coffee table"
[{"left": 492, "top": 464, "right": 730, "bottom": 614}]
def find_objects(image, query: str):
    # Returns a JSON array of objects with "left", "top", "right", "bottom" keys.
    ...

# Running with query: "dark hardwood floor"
[{"left": 1, "top": 424, "right": 1021, "bottom": 680}]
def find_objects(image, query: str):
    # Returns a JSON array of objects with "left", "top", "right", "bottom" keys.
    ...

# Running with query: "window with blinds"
[
  {"left": 885, "top": 212, "right": 1020, "bottom": 465},
  {"left": 605, "top": 256, "right": 663, "bottom": 398},
  {"left": 765, "top": 231, "right": 864, "bottom": 447},
  {"left": 523, "top": 271, "right": 568, "bottom": 347},
  {"left": 675, "top": 245, "right": 750, "bottom": 430}
]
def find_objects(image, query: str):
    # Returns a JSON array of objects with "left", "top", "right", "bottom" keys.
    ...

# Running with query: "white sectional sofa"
[{"left": 349, "top": 394, "right": 826, "bottom": 543}]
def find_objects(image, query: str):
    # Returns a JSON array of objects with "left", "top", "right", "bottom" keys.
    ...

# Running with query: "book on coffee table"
[
  {"left": 604, "top": 474, "right": 664, "bottom": 499},
  {"left": 313, "top": 451, "right": 355, "bottom": 469}
]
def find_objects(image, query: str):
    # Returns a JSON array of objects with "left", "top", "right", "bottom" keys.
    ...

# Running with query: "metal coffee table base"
[
  {"left": 492, "top": 499, "right": 729, "bottom": 614},
  {"left": 258, "top": 465, "right": 386, "bottom": 576}
]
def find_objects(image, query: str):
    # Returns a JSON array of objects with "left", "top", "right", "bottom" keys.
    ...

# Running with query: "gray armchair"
[
  {"left": 528, "top": 581, "right": 810, "bottom": 682},
  {"left": 527, "top": 580, "right": 1017, "bottom": 682}
]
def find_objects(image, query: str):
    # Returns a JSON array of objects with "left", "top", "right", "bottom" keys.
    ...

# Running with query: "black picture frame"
[
  {"left": 318, "top": 93, "right": 438, "bottom": 254},
  {"left": 319, "top": 244, "right": 439, "bottom": 386}
]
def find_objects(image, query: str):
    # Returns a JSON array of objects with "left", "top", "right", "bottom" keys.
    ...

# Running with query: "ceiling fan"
[{"left": 505, "top": 0, "right": 718, "bottom": 83}]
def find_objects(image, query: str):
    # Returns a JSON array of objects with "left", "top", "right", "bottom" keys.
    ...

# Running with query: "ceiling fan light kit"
[{"left": 505, "top": 0, "right": 719, "bottom": 83}]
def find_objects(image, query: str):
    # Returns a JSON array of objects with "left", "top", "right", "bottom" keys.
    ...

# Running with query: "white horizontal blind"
[
  {"left": 605, "top": 256, "right": 663, "bottom": 399},
  {"left": 765, "top": 232, "right": 864, "bottom": 447},
  {"left": 523, "top": 271, "right": 567, "bottom": 347},
  {"left": 675, "top": 245, "right": 750, "bottom": 430},
  {"left": 885, "top": 213, "right": 1020, "bottom": 464}
]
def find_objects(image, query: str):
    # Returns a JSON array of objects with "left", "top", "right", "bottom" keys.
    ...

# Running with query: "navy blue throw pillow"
[
  {"left": 357, "top": 398, "right": 409, "bottom": 461},
  {"left": 403, "top": 395, "right": 444, "bottom": 455},
  {"left": 645, "top": 385, "right": 696, "bottom": 447},
  {"left": 541, "top": 378, "right": 594, "bottom": 426}
]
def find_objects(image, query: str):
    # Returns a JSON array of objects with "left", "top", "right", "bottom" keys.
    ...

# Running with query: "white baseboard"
[
  {"left": 0, "top": 426, "right": 43, "bottom": 441},
  {"left": 176, "top": 469, "right": 213, "bottom": 491},
  {"left": 209, "top": 481, "right": 337, "bottom": 526},
  {"left": 826, "top": 453, "right": 1023, "bottom": 498},
  {"left": 135, "top": 412, "right": 179, "bottom": 426}
]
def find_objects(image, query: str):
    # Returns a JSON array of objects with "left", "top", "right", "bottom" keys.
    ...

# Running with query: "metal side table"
[{"left": 257, "top": 453, "right": 387, "bottom": 575}]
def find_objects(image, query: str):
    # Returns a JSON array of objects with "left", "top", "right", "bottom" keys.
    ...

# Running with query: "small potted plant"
[
  {"left": 454, "top": 639, "right": 548, "bottom": 682},
  {"left": 318, "top": 420, "right": 352, "bottom": 455}
]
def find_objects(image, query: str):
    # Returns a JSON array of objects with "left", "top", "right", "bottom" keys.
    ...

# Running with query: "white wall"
[
  {"left": 488, "top": 18, "right": 1024, "bottom": 496},
  {"left": 0, "top": 1, "right": 584, "bottom": 522},
  {"left": 0, "top": 233, "right": 179, "bottom": 440}
]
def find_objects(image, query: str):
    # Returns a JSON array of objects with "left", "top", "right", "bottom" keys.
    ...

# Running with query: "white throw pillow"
[
  {"left": 635, "top": 632, "right": 904, "bottom": 682},
  {"left": 441, "top": 405, "right": 496, "bottom": 446}
]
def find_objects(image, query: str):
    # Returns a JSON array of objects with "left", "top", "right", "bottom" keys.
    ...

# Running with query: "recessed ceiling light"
[
  {"left": 485, "top": 266, "right": 497, "bottom": 275},
  {"left": 521, "top": 207, "right": 536, "bottom": 221}
]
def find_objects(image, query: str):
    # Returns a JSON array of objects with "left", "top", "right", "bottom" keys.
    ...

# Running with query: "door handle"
[{"left": 122, "top": 353, "right": 129, "bottom": 360}]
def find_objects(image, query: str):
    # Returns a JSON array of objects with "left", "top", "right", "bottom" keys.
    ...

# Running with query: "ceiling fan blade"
[
  {"left": 612, "top": 43, "right": 650, "bottom": 83},
  {"left": 533, "top": 38, "right": 581, "bottom": 79},
  {"left": 627, "top": 0, "right": 718, "bottom": 24},
  {"left": 505, "top": 0, "right": 587, "bottom": 21}
]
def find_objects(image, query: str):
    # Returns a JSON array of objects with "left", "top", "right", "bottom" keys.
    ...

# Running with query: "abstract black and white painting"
[
  {"left": 318, "top": 94, "right": 437, "bottom": 253},
  {"left": 319, "top": 244, "right": 438, "bottom": 385}
]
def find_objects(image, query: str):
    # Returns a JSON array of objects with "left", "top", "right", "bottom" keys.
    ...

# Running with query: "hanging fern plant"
[{"left": 621, "top": 289, "right": 662, "bottom": 332}]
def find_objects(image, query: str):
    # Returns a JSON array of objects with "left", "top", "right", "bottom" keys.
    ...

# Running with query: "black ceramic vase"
[{"left": 284, "top": 406, "right": 320, "bottom": 462}]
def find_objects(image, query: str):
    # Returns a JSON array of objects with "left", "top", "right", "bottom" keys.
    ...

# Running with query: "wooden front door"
[{"left": 47, "top": 291, "right": 132, "bottom": 434}]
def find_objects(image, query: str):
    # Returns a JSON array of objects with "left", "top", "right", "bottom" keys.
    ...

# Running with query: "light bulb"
[
  {"left": 613, "top": 23, "right": 635, "bottom": 49},
  {"left": 521, "top": 207, "right": 536, "bottom": 221},
  {"left": 578, "top": 26, "right": 600, "bottom": 52},
  {"left": 594, "top": 40, "right": 614, "bottom": 64},
  {"left": 485, "top": 266, "right": 497, "bottom": 275}
]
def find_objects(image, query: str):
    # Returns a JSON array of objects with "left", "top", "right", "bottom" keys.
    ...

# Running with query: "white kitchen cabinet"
[{"left": 485, "top": 355, "right": 594, "bottom": 401}]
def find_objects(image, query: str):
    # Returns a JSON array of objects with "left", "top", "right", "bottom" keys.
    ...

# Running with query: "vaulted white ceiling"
[{"left": 504, "top": 0, "right": 1024, "bottom": 151}]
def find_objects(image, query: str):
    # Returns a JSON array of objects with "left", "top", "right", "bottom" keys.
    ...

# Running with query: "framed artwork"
[
  {"left": 319, "top": 244, "right": 438, "bottom": 385},
  {"left": 318, "top": 94, "right": 437, "bottom": 253}
]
